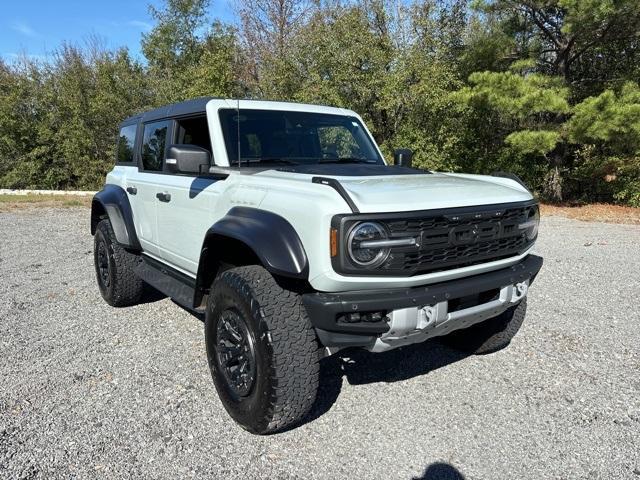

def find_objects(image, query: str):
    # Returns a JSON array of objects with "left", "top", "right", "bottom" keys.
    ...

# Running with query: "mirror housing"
[
  {"left": 393, "top": 148, "right": 413, "bottom": 168},
  {"left": 166, "top": 144, "right": 211, "bottom": 174}
]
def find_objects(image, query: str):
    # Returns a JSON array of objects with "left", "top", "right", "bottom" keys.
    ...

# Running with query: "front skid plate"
[{"left": 367, "top": 281, "right": 528, "bottom": 353}]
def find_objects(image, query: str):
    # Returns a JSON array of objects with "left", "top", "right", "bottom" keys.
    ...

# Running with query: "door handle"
[
  {"left": 156, "top": 192, "right": 171, "bottom": 202},
  {"left": 126, "top": 186, "right": 137, "bottom": 195}
]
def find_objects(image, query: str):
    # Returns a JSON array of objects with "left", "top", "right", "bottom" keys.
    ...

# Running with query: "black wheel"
[
  {"left": 205, "top": 265, "right": 320, "bottom": 434},
  {"left": 93, "top": 218, "right": 143, "bottom": 307},
  {"left": 440, "top": 298, "right": 527, "bottom": 354}
]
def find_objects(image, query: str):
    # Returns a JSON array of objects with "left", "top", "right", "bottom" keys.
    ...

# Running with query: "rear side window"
[
  {"left": 141, "top": 120, "right": 170, "bottom": 171},
  {"left": 116, "top": 124, "right": 137, "bottom": 163}
]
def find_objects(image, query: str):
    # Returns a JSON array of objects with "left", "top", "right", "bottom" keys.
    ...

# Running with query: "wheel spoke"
[{"left": 215, "top": 309, "right": 256, "bottom": 397}]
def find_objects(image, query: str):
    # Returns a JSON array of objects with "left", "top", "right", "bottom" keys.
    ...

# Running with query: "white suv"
[{"left": 91, "top": 98, "right": 543, "bottom": 434}]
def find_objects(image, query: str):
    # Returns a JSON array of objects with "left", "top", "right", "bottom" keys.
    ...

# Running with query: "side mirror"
[
  {"left": 393, "top": 148, "right": 413, "bottom": 168},
  {"left": 166, "top": 145, "right": 211, "bottom": 174}
]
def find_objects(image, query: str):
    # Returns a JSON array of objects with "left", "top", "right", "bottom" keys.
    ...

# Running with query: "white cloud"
[
  {"left": 11, "top": 21, "right": 38, "bottom": 37},
  {"left": 126, "top": 20, "right": 152, "bottom": 31}
]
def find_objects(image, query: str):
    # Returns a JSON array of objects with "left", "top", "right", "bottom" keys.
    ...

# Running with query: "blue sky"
[{"left": 1, "top": 0, "right": 235, "bottom": 63}]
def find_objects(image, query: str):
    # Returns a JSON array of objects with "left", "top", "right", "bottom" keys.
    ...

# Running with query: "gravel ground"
[{"left": 1, "top": 207, "right": 639, "bottom": 480}]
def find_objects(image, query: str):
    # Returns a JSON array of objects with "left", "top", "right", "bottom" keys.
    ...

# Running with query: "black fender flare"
[
  {"left": 195, "top": 207, "right": 309, "bottom": 301},
  {"left": 91, "top": 184, "right": 141, "bottom": 250}
]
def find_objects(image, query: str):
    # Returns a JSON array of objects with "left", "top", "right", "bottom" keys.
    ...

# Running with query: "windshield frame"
[{"left": 217, "top": 107, "right": 385, "bottom": 167}]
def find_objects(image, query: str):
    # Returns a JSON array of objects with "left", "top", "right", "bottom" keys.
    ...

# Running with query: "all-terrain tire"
[
  {"left": 94, "top": 218, "right": 143, "bottom": 307},
  {"left": 440, "top": 298, "right": 527, "bottom": 354},
  {"left": 205, "top": 265, "right": 320, "bottom": 434}
]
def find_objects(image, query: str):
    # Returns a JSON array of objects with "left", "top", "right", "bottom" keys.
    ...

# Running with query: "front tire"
[
  {"left": 93, "top": 218, "right": 143, "bottom": 307},
  {"left": 440, "top": 298, "right": 527, "bottom": 354},
  {"left": 205, "top": 266, "right": 320, "bottom": 434}
]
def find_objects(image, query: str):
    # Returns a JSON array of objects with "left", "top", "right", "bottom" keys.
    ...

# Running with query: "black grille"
[
  {"left": 381, "top": 205, "right": 533, "bottom": 275},
  {"left": 331, "top": 201, "right": 537, "bottom": 277}
]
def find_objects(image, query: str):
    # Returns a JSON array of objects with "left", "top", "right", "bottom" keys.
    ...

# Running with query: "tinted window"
[
  {"left": 116, "top": 124, "right": 137, "bottom": 163},
  {"left": 218, "top": 109, "right": 383, "bottom": 166},
  {"left": 141, "top": 121, "right": 170, "bottom": 171},
  {"left": 175, "top": 116, "right": 211, "bottom": 151}
]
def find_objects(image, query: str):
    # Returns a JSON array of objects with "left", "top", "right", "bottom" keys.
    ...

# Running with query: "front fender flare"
[
  {"left": 91, "top": 184, "right": 141, "bottom": 250},
  {"left": 203, "top": 207, "right": 308, "bottom": 278}
]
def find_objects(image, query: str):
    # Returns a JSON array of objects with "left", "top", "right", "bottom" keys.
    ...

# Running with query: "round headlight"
[
  {"left": 521, "top": 206, "right": 540, "bottom": 240},
  {"left": 347, "top": 222, "right": 390, "bottom": 267}
]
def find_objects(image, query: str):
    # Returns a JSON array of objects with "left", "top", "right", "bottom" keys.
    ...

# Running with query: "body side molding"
[{"left": 91, "top": 184, "right": 141, "bottom": 250}]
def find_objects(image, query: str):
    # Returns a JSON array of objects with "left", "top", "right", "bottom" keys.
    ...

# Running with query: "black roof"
[
  {"left": 120, "top": 97, "right": 216, "bottom": 125},
  {"left": 120, "top": 97, "right": 347, "bottom": 127}
]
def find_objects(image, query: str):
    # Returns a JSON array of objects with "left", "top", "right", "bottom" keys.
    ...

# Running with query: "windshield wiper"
[{"left": 318, "top": 157, "right": 376, "bottom": 164}]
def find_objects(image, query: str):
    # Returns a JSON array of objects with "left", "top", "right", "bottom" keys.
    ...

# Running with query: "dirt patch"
[
  {"left": 0, "top": 194, "right": 92, "bottom": 212},
  {"left": 540, "top": 203, "right": 640, "bottom": 225}
]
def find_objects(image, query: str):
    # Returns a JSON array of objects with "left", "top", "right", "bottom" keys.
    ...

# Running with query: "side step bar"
[{"left": 135, "top": 255, "right": 203, "bottom": 313}]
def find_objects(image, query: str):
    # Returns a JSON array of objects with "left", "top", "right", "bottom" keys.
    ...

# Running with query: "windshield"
[{"left": 219, "top": 109, "right": 384, "bottom": 166}]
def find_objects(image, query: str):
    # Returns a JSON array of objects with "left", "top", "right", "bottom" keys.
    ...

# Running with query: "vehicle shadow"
[
  {"left": 412, "top": 462, "right": 466, "bottom": 479},
  {"left": 139, "top": 284, "right": 167, "bottom": 305},
  {"left": 175, "top": 302, "right": 470, "bottom": 431},
  {"left": 304, "top": 339, "right": 470, "bottom": 426}
]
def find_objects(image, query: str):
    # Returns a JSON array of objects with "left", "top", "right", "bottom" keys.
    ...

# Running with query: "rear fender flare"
[{"left": 91, "top": 184, "right": 141, "bottom": 250}]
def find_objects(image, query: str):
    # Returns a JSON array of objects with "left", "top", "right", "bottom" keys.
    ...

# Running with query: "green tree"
[
  {"left": 142, "top": 0, "right": 239, "bottom": 102},
  {"left": 452, "top": 69, "right": 570, "bottom": 200},
  {"left": 473, "top": 0, "right": 640, "bottom": 97},
  {"left": 236, "top": 0, "right": 312, "bottom": 98},
  {"left": 0, "top": 44, "right": 149, "bottom": 189},
  {"left": 567, "top": 82, "right": 640, "bottom": 206},
  {"left": 294, "top": 2, "right": 395, "bottom": 141},
  {"left": 0, "top": 57, "right": 50, "bottom": 188}
]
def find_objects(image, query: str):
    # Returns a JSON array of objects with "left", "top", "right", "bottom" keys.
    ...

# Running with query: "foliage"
[
  {"left": 0, "top": 0, "right": 639, "bottom": 206},
  {"left": 568, "top": 83, "right": 640, "bottom": 154},
  {"left": 142, "top": 0, "right": 240, "bottom": 102}
]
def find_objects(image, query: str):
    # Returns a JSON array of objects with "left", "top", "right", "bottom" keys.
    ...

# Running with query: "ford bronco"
[{"left": 91, "top": 98, "right": 543, "bottom": 434}]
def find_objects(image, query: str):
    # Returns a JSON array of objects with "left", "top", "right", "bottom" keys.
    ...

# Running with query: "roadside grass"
[{"left": 0, "top": 194, "right": 92, "bottom": 212}]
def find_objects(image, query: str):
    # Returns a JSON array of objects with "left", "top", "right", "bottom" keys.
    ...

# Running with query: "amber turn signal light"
[{"left": 330, "top": 228, "right": 338, "bottom": 257}]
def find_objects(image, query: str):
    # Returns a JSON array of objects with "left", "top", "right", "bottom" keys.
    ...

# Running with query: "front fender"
[{"left": 91, "top": 184, "right": 141, "bottom": 250}]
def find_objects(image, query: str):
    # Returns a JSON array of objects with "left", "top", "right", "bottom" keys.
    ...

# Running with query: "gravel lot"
[{"left": 1, "top": 207, "right": 639, "bottom": 479}]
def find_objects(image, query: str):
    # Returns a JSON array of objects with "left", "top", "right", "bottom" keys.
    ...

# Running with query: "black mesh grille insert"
[{"left": 378, "top": 205, "right": 534, "bottom": 275}]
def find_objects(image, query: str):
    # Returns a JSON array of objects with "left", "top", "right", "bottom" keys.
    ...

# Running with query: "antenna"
[{"left": 236, "top": 98, "right": 241, "bottom": 168}]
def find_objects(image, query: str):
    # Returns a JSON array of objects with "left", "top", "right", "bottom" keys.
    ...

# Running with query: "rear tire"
[
  {"left": 205, "top": 265, "right": 320, "bottom": 434},
  {"left": 440, "top": 298, "right": 527, "bottom": 354},
  {"left": 93, "top": 218, "right": 143, "bottom": 307}
]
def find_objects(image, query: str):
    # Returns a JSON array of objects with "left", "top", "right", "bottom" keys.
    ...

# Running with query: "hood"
[
  {"left": 256, "top": 167, "right": 533, "bottom": 213},
  {"left": 337, "top": 172, "right": 532, "bottom": 212}
]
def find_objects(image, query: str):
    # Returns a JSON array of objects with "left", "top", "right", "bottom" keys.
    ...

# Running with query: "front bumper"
[{"left": 302, "top": 254, "right": 543, "bottom": 350}]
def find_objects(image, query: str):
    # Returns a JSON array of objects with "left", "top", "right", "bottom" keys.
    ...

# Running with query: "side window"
[
  {"left": 141, "top": 120, "right": 170, "bottom": 171},
  {"left": 175, "top": 116, "right": 211, "bottom": 152},
  {"left": 116, "top": 124, "right": 137, "bottom": 163}
]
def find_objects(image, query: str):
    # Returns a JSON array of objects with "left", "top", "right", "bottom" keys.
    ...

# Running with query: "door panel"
[
  {"left": 155, "top": 174, "right": 224, "bottom": 274},
  {"left": 126, "top": 170, "right": 163, "bottom": 256}
]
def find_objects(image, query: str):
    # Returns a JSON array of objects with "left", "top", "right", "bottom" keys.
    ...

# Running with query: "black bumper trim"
[{"left": 302, "top": 254, "right": 543, "bottom": 335}]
